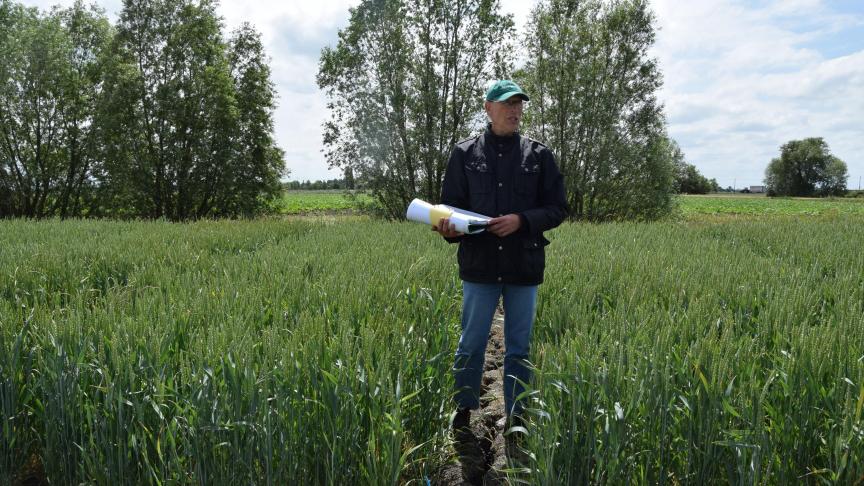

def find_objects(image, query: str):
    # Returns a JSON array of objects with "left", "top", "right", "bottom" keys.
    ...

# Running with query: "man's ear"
[{"left": 483, "top": 100, "right": 491, "bottom": 116}]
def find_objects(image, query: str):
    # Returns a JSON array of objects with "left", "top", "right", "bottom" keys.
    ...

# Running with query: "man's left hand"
[{"left": 487, "top": 214, "right": 522, "bottom": 237}]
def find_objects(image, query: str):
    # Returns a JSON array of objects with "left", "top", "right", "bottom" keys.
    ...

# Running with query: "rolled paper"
[
  {"left": 429, "top": 205, "right": 453, "bottom": 226},
  {"left": 406, "top": 198, "right": 435, "bottom": 225},
  {"left": 406, "top": 198, "right": 491, "bottom": 234}
]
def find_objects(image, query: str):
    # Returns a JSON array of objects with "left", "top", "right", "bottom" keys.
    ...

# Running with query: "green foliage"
[
  {"left": 676, "top": 165, "right": 718, "bottom": 194},
  {"left": 96, "top": 0, "right": 284, "bottom": 220},
  {"left": 0, "top": 0, "right": 284, "bottom": 220},
  {"left": 517, "top": 0, "right": 675, "bottom": 221},
  {"left": 1, "top": 217, "right": 863, "bottom": 483},
  {"left": 821, "top": 156, "right": 848, "bottom": 197},
  {"left": 318, "top": 0, "right": 514, "bottom": 219},
  {"left": 671, "top": 141, "right": 718, "bottom": 194},
  {"left": 226, "top": 23, "right": 286, "bottom": 216},
  {"left": 584, "top": 130, "right": 677, "bottom": 221},
  {"left": 285, "top": 178, "right": 352, "bottom": 191},
  {"left": 0, "top": 1, "right": 111, "bottom": 218},
  {"left": 765, "top": 138, "right": 848, "bottom": 197}
]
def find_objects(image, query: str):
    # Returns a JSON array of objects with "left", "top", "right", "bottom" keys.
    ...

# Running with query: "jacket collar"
[{"left": 485, "top": 123, "right": 520, "bottom": 148}]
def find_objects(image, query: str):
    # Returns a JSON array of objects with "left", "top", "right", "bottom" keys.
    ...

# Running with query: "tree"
[
  {"left": 96, "top": 0, "right": 283, "bottom": 219},
  {"left": 223, "top": 23, "right": 285, "bottom": 216},
  {"left": 676, "top": 164, "right": 712, "bottom": 194},
  {"left": 0, "top": 2, "right": 62, "bottom": 218},
  {"left": 764, "top": 138, "right": 847, "bottom": 197},
  {"left": 101, "top": 0, "right": 231, "bottom": 219},
  {"left": 0, "top": 0, "right": 10, "bottom": 217},
  {"left": 53, "top": 1, "right": 113, "bottom": 217},
  {"left": 0, "top": 1, "right": 110, "bottom": 218},
  {"left": 671, "top": 141, "right": 715, "bottom": 194},
  {"left": 1, "top": 0, "right": 282, "bottom": 220},
  {"left": 820, "top": 155, "right": 847, "bottom": 197},
  {"left": 318, "top": 0, "right": 514, "bottom": 219},
  {"left": 344, "top": 166, "right": 355, "bottom": 190},
  {"left": 516, "top": 0, "right": 675, "bottom": 221}
]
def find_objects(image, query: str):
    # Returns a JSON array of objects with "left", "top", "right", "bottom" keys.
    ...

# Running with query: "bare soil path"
[{"left": 434, "top": 307, "right": 512, "bottom": 485}]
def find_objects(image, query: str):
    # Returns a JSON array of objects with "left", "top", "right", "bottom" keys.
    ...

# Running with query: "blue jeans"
[{"left": 453, "top": 281, "right": 538, "bottom": 417}]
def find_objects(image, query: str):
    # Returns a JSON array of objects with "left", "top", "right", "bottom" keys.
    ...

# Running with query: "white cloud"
[
  {"left": 213, "top": 0, "right": 359, "bottom": 182},
  {"left": 218, "top": 1, "right": 355, "bottom": 40},
  {"left": 651, "top": 0, "right": 863, "bottom": 187}
]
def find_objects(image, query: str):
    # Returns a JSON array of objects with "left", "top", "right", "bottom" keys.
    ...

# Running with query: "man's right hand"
[{"left": 433, "top": 217, "right": 463, "bottom": 238}]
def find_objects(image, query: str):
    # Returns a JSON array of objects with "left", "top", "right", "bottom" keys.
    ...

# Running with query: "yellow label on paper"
[{"left": 429, "top": 205, "right": 453, "bottom": 225}]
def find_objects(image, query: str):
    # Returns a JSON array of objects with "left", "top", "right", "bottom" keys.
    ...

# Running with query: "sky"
[{"left": 19, "top": 0, "right": 864, "bottom": 189}]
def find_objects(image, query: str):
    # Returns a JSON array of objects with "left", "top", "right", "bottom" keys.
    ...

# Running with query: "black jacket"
[{"left": 441, "top": 127, "right": 568, "bottom": 285}]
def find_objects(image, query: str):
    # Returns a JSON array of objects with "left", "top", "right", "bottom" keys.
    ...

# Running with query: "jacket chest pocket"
[
  {"left": 514, "top": 163, "right": 540, "bottom": 205},
  {"left": 465, "top": 165, "right": 493, "bottom": 212}
]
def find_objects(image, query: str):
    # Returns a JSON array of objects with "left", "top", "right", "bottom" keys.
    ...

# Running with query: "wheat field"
[{"left": 1, "top": 214, "right": 862, "bottom": 484}]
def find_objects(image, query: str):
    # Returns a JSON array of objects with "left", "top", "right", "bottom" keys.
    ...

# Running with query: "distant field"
[
  {"left": 278, "top": 191, "right": 864, "bottom": 218},
  {"left": 277, "top": 190, "right": 372, "bottom": 214},
  {"left": 679, "top": 194, "right": 864, "bottom": 217}
]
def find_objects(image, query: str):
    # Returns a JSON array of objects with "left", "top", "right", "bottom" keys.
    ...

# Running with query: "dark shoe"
[
  {"left": 451, "top": 408, "right": 487, "bottom": 483},
  {"left": 452, "top": 407, "right": 471, "bottom": 431}
]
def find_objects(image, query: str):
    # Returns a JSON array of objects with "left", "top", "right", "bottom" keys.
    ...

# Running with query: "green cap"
[{"left": 485, "top": 80, "right": 529, "bottom": 102}]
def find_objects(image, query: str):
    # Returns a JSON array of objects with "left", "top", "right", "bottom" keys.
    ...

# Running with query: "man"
[{"left": 434, "top": 80, "right": 567, "bottom": 465}]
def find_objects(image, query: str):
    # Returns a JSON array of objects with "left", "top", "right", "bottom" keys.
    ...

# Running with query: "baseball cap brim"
[{"left": 488, "top": 90, "right": 529, "bottom": 102}]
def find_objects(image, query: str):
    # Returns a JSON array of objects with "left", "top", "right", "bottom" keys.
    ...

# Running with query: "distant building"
[{"left": 749, "top": 185, "right": 766, "bottom": 193}]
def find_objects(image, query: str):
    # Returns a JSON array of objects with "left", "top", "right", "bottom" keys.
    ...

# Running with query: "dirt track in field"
[{"left": 434, "top": 306, "right": 511, "bottom": 485}]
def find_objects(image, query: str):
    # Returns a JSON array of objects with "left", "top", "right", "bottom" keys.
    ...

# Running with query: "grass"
[
  {"left": 529, "top": 217, "right": 864, "bottom": 483},
  {"left": 1, "top": 211, "right": 863, "bottom": 484},
  {"left": 679, "top": 194, "right": 864, "bottom": 217},
  {"left": 0, "top": 219, "right": 458, "bottom": 484}
]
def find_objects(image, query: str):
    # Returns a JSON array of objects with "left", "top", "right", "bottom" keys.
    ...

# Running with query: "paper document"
[{"left": 406, "top": 198, "right": 491, "bottom": 234}]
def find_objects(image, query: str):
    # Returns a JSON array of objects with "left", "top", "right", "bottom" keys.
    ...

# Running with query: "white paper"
[
  {"left": 405, "top": 198, "right": 436, "bottom": 224},
  {"left": 405, "top": 198, "right": 491, "bottom": 234}
]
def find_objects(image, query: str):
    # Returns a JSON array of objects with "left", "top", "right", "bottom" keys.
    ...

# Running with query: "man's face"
[{"left": 485, "top": 96, "right": 524, "bottom": 136}]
